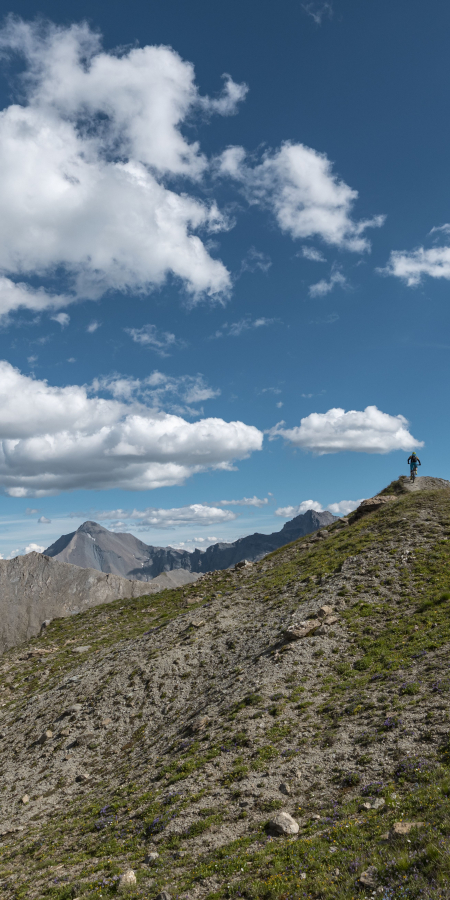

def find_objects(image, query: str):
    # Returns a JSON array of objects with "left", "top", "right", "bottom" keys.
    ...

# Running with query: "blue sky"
[{"left": 0, "top": 0, "right": 448, "bottom": 557}]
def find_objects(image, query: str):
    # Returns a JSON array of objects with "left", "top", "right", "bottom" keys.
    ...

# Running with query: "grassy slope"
[{"left": 1, "top": 486, "right": 450, "bottom": 898}]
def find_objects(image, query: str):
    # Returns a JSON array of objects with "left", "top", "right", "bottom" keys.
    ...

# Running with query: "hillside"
[
  {"left": 43, "top": 510, "right": 336, "bottom": 580},
  {"left": 1, "top": 476, "right": 450, "bottom": 899}
]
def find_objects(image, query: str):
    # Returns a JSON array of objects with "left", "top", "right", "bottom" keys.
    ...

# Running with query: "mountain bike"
[{"left": 410, "top": 467, "right": 418, "bottom": 483}]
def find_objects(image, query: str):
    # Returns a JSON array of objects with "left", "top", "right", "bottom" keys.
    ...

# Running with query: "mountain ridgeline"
[{"left": 43, "top": 509, "right": 336, "bottom": 580}]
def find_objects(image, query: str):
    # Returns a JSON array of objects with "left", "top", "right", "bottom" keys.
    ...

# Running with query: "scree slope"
[{"left": 1, "top": 476, "right": 450, "bottom": 900}]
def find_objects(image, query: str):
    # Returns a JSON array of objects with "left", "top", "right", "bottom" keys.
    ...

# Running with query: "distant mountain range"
[{"left": 43, "top": 509, "right": 336, "bottom": 580}]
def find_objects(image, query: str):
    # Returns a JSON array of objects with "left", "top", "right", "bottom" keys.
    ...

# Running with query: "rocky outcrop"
[{"left": 0, "top": 552, "right": 151, "bottom": 653}]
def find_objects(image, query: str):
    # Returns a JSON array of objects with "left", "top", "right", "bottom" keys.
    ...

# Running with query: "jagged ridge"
[{"left": 43, "top": 509, "right": 336, "bottom": 580}]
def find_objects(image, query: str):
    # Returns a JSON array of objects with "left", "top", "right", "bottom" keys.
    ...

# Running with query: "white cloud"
[
  {"left": 327, "top": 499, "right": 364, "bottom": 516},
  {"left": 302, "top": 246, "right": 326, "bottom": 262},
  {"left": 275, "top": 497, "right": 364, "bottom": 517},
  {"left": 37, "top": 515, "right": 51, "bottom": 523},
  {"left": 215, "top": 496, "right": 269, "bottom": 507},
  {"left": 51, "top": 312, "right": 70, "bottom": 327},
  {"left": 429, "top": 224, "right": 450, "bottom": 236},
  {"left": 87, "top": 321, "right": 101, "bottom": 333},
  {"left": 0, "top": 277, "right": 72, "bottom": 322},
  {"left": 302, "top": 2, "right": 333, "bottom": 24},
  {"left": 95, "top": 503, "right": 236, "bottom": 528},
  {"left": 0, "top": 360, "right": 263, "bottom": 496},
  {"left": 0, "top": 19, "right": 246, "bottom": 309},
  {"left": 269, "top": 405, "right": 422, "bottom": 454},
  {"left": 94, "top": 370, "right": 220, "bottom": 415},
  {"left": 275, "top": 499, "right": 323, "bottom": 517},
  {"left": 382, "top": 246, "right": 450, "bottom": 286},
  {"left": 6, "top": 542, "right": 45, "bottom": 559},
  {"left": 218, "top": 141, "right": 384, "bottom": 252},
  {"left": 125, "top": 324, "right": 186, "bottom": 356},
  {"left": 210, "top": 316, "right": 278, "bottom": 339},
  {"left": 309, "top": 264, "right": 346, "bottom": 297},
  {"left": 200, "top": 73, "right": 248, "bottom": 116},
  {"left": 25, "top": 507, "right": 39, "bottom": 514}
]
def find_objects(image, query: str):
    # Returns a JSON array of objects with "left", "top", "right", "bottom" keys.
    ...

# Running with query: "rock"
[
  {"left": 362, "top": 797, "right": 385, "bottom": 811},
  {"left": 72, "top": 646, "right": 91, "bottom": 654},
  {"left": 279, "top": 782, "right": 291, "bottom": 795},
  {"left": 0, "top": 552, "right": 149, "bottom": 654},
  {"left": 353, "top": 496, "right": 396, "bottom": 520},
  {"left": 71, "top": 732, "right": 96, "bottom": 748},
  {"left": 235, "top": 559, "right": 251, "bottom": 569},
  {"left": 284, "top": 619, "right": 321, "bottom": 641},
  {"left": 190, "top": 620, "right": 205, "bottom": 628},
  {"left": 189, "top": 715, "right": 210, "bottom": 734},
  {"left": 118, "top": 869, "right": 137, "bottom": 890},
  {"left": 38, "top": 730, "right": 53, "bottom": 745},
  {"left": 21, "top": 794, "right": 29, "bottom": 805},
  {"left": 155, "top": 893, "right": 172, "bottom": 900},
  {"left": 40, "top": 619, "right": 52, "bottom": 633},
  {"left": 75, "top": 773, "right": 91, "bottom": 782},
  {"left": 318, "top": 605, "right": 334, "bottom": 619},
  {"left": 145, "top": 851, "right": 159, "bottom": 865},
  {"left": 391, "top": 821, "right": 425, "bottom": 836},
  {"left": 359, "top": 866, "right": 378, "bottom": 887},
  {"left": 267, "top": 811, "right": 299, "bottom": 835}
]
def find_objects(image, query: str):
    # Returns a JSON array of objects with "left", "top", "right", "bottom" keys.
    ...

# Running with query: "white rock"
[
  {"left": 118, "top": 869, "right": 137, "bottom": 890},
  {"left": 268, "top": 811, "right": 299, "bottom": 835},
  {"left": 145, "top": 851, "right": 159, "bottom": 865}
]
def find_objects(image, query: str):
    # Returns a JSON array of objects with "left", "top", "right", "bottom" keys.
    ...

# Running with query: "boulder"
[
  {"left": 284, "top": 620, "right": 321, "bottom": 641},
  {"left": 267, "top": 811, "right": 299, "bottom": 835}
]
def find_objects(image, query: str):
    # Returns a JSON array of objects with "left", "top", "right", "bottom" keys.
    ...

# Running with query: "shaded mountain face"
[{"left": 44, "top": 509, "right": 336, "bottom": 580}]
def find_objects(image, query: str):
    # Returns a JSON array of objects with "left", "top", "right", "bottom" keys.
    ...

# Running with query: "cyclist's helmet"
[{"left": 411, "top": 451, "right": 417, "bottom": 456}]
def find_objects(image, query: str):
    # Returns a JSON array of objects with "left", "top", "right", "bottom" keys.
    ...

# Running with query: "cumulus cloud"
[
  {"left": 215, "top": 496, "right": 269, "bottom": 507},
  {"left": 0, "top": 360, "right": 263, "bottom": 496},
  {"left": 0, "top": 19, "right": 247, "bottom": 310},
  {"left": 6, "top": 542, "right": 45, "bottom": 558},
  {"left": 309, "top": 264, "right": 346, "bottom": 297},
  {"left": 37, "top": 515, "right": 51, "bottom": 523},
  {"left": 210, "top": 316, "right": 278, "bottom": 339},
  {"left": 327, "top": 499, "right": 364, "bottom": 516},
  {"left": 275, "top": 497, "right": 364, "bottom": 517},
  {"left": 382, "top": 246, "right": 450, "bottom": 286},
  {"left": 269, "top": 405, "right": 422, "bottom": 454},
  {"left": 0, "top": 277, "right": 72, "bottom": 322},
  {"left": 275, "top": 499, "right": 323, "bottom": 517},
  {"left": 95, "top": 503, "right": 236, "bottom": 528},
  {"left": 125, "top": 324, "right": 186, "bottom": 356},
  {"left": 218, "top": 142, "right": 384, "bottom": 252},
  {"left": 87, "top": 321, "right": 101, "bottom": 333}
]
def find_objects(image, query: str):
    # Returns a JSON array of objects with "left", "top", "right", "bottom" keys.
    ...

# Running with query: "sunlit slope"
[{"left": 1, "top": 480, "right": 450, "bottom": 899}]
